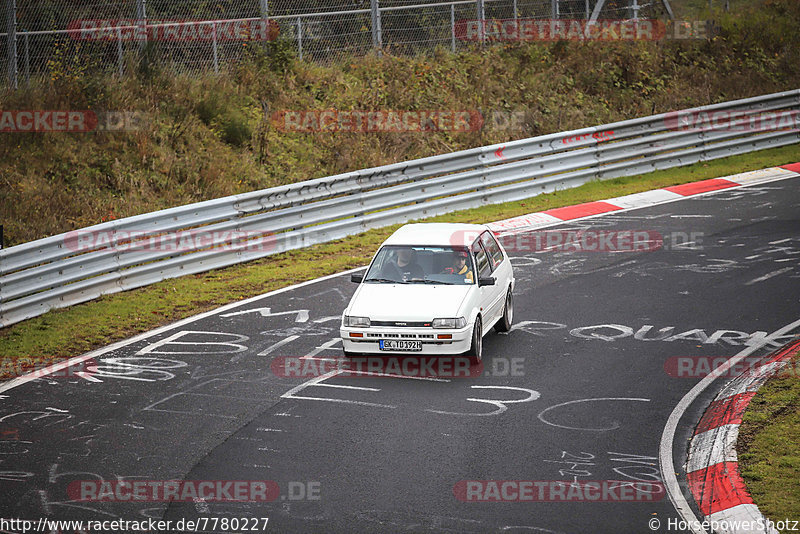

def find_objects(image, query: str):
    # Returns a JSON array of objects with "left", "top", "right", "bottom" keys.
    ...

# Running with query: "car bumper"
[{"left": 340, "top": 325, "right": 472, "bottom": 355}]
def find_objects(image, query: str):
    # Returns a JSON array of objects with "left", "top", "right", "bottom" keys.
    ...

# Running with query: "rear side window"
[
  {"left": 471, "top": 240, "right": 492, "bottom": 278},
  {"left": 480, "top": 232, "right": 504, "bottom": 269}
]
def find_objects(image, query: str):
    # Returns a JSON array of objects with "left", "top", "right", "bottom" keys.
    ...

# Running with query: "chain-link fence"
[{"left": 3, "top": 0, "right": 687, "bottom": 87}]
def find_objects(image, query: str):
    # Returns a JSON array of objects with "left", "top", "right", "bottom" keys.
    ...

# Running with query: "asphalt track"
[{"left": 1, "top": 175, "right": 799, "bottom": 534}]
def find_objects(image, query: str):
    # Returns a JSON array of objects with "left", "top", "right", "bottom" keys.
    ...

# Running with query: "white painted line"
[
  {"left": 341, "top": 370, "right": 451, "bottom": 382},
  {"left": 257, "top": 335, "right": 300, "bottom": 356},
  {"left": 315, "top": 383, "right": 380, "bottom": 392},
  {"left": 659, "top": 318, "right": 800, "bottom": 534},
  {"left": 605, "top": 189, "right": 683, "bottom": 210},
  {"left": 283, "top": 395, "right": 396, "bottom": 408},
  {"left": 299, "top": 338, "right": 342, "bottom": 359},
  {"left": 488, "top": 212, "right": 563, "bottom": 233},
  {"left": 726, "top": 167, "right": 800, "bottom": 186},
  {"left": 745, "top": 267, "right": 794, "bottom": 286},
  {"left": 686, "top": 424, "right": 739, "bottom": 473}
]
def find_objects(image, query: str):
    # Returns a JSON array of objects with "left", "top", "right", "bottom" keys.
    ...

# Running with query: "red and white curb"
[
  {"left": 487, "top": 163, "right": 800, "bottom": 234},
  {"left": 685, "top": 339, "right": 800, "bottom": 534}
]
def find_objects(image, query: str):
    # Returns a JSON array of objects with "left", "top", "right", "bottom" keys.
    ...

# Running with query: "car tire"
[
  {"left": 494, "top": 289, "right": 514, "bottom": 333},
  {"left": 466, "top": 317, "right": 483, "bottom": 364}
]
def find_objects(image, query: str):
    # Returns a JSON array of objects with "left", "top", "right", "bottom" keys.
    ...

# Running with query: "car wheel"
[
  {"left": 467, "top": 317, "right": 483, "bottom": 364},
  {"left": 494, "top": 289, "right": 514, "bottom": 332}
]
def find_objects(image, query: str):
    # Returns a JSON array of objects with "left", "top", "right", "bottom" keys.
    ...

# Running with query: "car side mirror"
[
  {"left": 351, "top": 273, "right": 364, "bottom": 283},
  {"left": 478, "top": 276, "right": 495, "bottom": 287}
]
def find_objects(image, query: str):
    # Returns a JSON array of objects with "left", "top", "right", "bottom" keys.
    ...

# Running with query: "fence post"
[
  {"left": 117, "top": 27, "right": 124, "bottom": 76},
  {"left": 23, "top": 30, "right": 29, "bottom": 87},
  {"left": 451, "top": 4, "right": 456, "bottom": 53},
  {"left": 551, "top": 0, "right": 558, "bottom": 19},
  {"left": 260, "top": 0, "right": 269, "bottom": 18},
  {"left": 297, "top": 17, "right": 303, "bottom": 61},
  {"left": 211, "top": 22, "right": 219, "bottom": 73},
  {"left": 136, "top": 0, "right": 147, "bottom": 50},
  {"left": 513, "top": 0, "right": 518, "bottom": 20},
  {"left": 6, "top": 0, "right": 17, "bottom": 89},
  {"left": 476, "top": 0, "right": 485, "bottom": 44},
  {"left": 585, "top": 0, "right": 590, "bottom": 19},
  {"left": 371, "top": 0, "right": 382, "bottom": 53}
]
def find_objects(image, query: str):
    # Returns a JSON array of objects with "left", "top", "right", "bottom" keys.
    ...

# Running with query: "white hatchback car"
[{"left": 340, "top": 223, "right": 514, "bottom": 362}]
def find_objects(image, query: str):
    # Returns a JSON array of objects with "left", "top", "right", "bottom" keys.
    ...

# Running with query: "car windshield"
[{"left": 364, "top": 245, "right": 475, "bottom": 285}]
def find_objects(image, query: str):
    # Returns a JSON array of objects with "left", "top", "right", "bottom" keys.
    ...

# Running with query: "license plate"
[{"left": 379, "top": 340, "right": 422, "bottom": 351}]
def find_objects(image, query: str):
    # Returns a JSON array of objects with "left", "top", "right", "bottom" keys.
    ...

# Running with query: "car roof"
[{"left": 381, "top": 223, "right": 489, "bottom": 247}]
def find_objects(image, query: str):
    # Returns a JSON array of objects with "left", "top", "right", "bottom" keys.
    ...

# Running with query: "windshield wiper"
[
  {"left": 407, "top": 279, "right": 454, "bottom": 285},
  {"left": 364, "top": 277, "right": 405, "bottom": 284}
]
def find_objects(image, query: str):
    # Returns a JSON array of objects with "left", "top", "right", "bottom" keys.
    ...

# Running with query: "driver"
[
  {"left": 386, "top": 248, "right": 424, "bottom": 282},
  {"left": 443, "top": 250, "right": 473, "bottom": 282}
]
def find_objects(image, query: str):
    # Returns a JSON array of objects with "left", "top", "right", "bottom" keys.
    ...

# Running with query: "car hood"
[{"left": 348, "top": 283, "right": 472, "bottom": 321}]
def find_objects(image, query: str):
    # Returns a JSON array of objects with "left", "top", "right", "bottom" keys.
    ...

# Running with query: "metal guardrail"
[{"left": 1, "top": 89, "right": 799, "bottom": 327}]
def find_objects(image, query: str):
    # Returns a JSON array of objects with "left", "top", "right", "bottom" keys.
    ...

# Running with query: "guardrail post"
[
  {"left": 450, "top": 4, "right": 456, "bottom": 53},
  {"left": 297, "top": 17, "right": 303, "bottom": 61},
  {"left": 6, "top": 0, "right": 17, "bottom": 89},
  {"left": 211, "top": 22, "right": 219, "bottom": 73},
  {"left": 371, "top": 0, "right": 382, "bottom": 53}
]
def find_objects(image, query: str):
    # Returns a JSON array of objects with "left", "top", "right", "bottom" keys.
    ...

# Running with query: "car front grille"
[
  {"left": 365, "top": 333, "right": 435, "bottom": 339},
  {"left": 370, "top": 321, "right": 431, "bottom": 327}
]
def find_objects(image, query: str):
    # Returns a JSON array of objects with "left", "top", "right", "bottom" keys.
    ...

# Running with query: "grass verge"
[
  {"left": 738, "top": 344, "right": 800, "bottom": 532},
  {"left": 1, "top": 142, "right": 799, "bottom": 378}
]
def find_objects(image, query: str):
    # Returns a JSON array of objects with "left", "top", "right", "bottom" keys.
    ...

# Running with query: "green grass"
[
  {"left": 738, "top": 347, "right": 800, "bottom": 532},
  {"left": 2, "top": 142, "right": 799, "bottom": 378}
]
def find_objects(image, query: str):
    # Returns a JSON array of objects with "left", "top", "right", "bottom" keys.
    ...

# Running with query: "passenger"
[{"left": 443, "top": 250, "right": 473, "bottom": 282}]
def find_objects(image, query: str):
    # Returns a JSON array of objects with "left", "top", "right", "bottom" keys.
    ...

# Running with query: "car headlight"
[
  {"left": 432, "top": 317, "right": 467, "bottom": 329},
  {"left": 344, "top": 315, "right": 371, "bottom": 328}
]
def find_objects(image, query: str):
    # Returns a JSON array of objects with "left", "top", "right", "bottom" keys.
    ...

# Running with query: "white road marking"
[
  {"left": 315, "top": 383, "right": 380, "bottom": 392},
  {"left": 341, "top": 370, "right": 450, "bottom": 382},
  {"left": 221, "top": 307, "right": 310, "bottom": 322},
  {"left": 299, "top": 338, "right": 342, "bottom": 359},
  {"left": 536, "top": 398, "right": 650, "bottom": 430},
  {"left": 257, "top": 335, "right": 300, "bottom": 356},
  {"left": 658, "top": 317, "right": 800, "bottom": 534},
  {"left": 745, "top": 267, "right": 794, "bottom": 285}
]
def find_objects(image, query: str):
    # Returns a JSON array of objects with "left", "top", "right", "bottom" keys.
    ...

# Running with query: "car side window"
[
  {"left": 480, "top": 232, "right": 504, "bottom": 269},
  {"left": 471, "top": 240, "right": 492, "bottom": 278}
]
